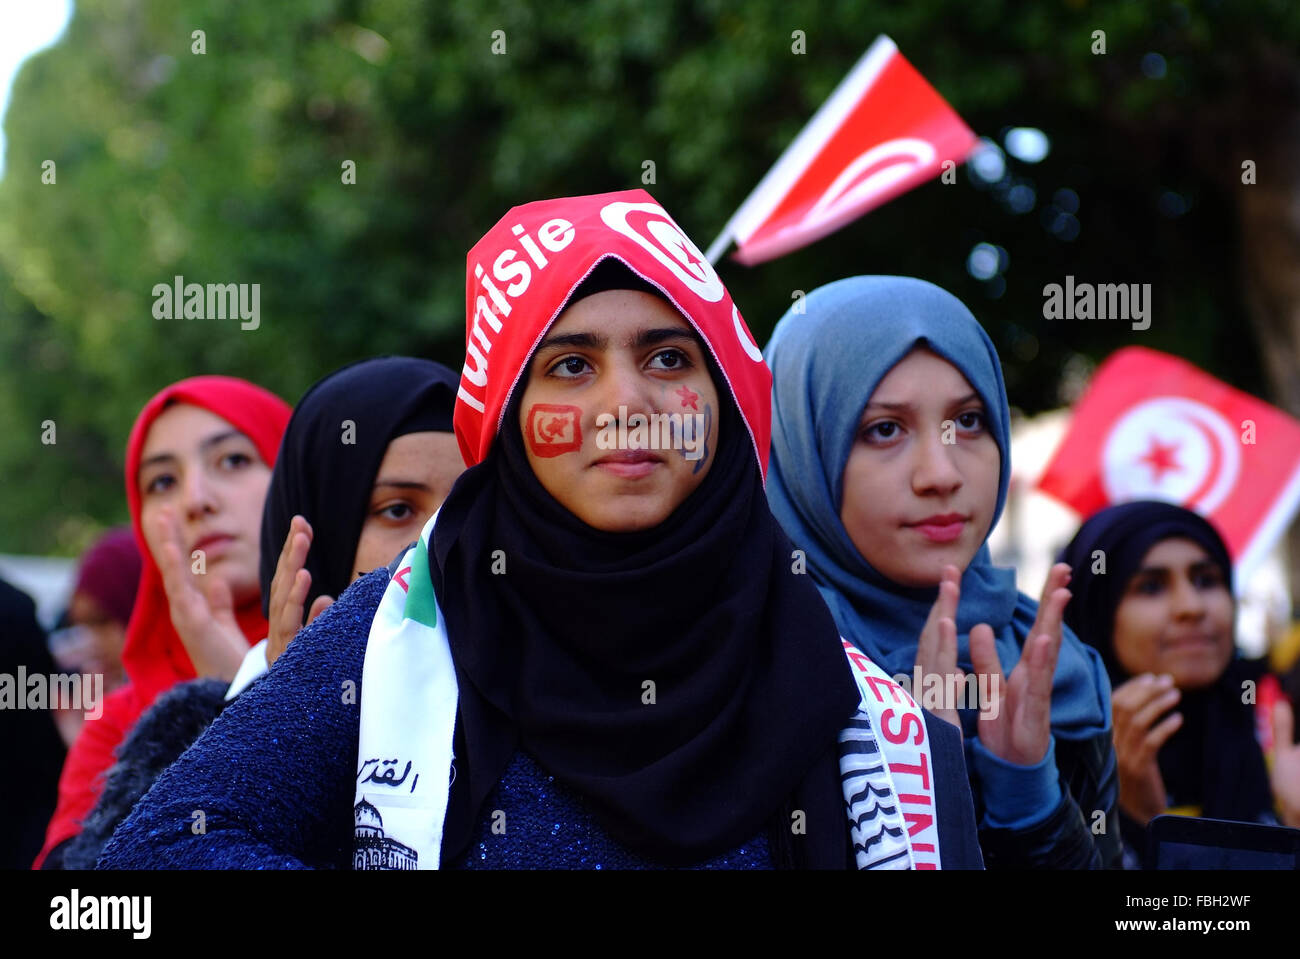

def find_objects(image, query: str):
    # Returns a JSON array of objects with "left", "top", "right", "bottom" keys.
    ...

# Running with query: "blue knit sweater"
[
  {"left": 452, "top": 750, "right": 770, "bottom": 869},
  {"left": 98, "top": 570, "right": 777, "bottom": 870}
]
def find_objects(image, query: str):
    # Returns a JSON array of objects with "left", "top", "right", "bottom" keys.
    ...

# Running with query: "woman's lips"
[
  {"left": 1163, "top": 632, "right": 1219, "bottom": 651},
  {"left": 592, "top": 451, "right": 663, "bottom": 479},
  {"left": 191, "top": 533, "right": 235, "bottom": 555},
  {"left": 907, "top": 514, "right": 968, "bottom": 544}
]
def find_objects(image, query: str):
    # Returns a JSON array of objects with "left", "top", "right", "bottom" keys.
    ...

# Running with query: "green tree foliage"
[{"left": 1, "top": 0, "right": 1298, "bottom": 553}]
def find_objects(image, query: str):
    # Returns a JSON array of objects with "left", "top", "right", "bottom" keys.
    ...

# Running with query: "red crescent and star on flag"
[{"left": 1137, "top": 435, "right": 1182, "bottom": 484}]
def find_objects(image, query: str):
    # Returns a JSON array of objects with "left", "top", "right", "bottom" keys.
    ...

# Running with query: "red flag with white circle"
[
  {"left": 1037, "top": 346, "right": 1300, "bottom": 578},
  {"left": 710, "top": 36, "right": 977, "bottom": 266}
]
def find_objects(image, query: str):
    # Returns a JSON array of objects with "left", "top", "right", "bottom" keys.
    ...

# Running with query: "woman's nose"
[
  {"left": 180, "top": 465, "right": 217, "bottom": 521},
  {"left": 597, "top": 358, "right": 657, "bottom": 423},
  {"left": 911, "top": 427, "right": 963, "bottom": 496}
]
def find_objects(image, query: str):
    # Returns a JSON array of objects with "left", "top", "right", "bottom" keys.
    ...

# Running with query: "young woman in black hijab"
[
  {"left": 1059, "top": 500, "right": 1300, "bottom": 865},
  {"left": 64, "top": 357, "right": 463, "bottom": 869},
  {"left": 256, "top": 356, "right": 463, "bottom": 669}
]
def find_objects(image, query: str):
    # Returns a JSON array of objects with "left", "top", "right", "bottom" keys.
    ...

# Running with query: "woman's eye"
[
  {"left": 1192, "top": 567, "right": 1224, "bottom": 590},
  {"left": 219, "top": 452, "right": 253, "bottom": 470},
  {"left": 956, "top": 410, "right": 985, "bottom": 432},
  {"left": 379, "top": 503, "right": 414, "bottom": 522},
  {"left": 143, "top": 474, "right": 174, "bottom": 496},
  {"left": 863, "top": 421, "right": 900, "bottom": 443},
  {"left": 1133, "top": 577, "right": 1164, "bottom": 596},
  {"left": 548, "top": 355, "right": 591, "bottom": 378},
  {"left": 649, "top": 349, "right": 690, "bottom": 371}
]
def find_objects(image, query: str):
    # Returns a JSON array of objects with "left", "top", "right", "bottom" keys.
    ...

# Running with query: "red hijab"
[
  {"left": 35, "top": 376, "right": 290, "bottom": 867},
  {"left": 454, "top": 189, "right": 773, "bottom": 473}
]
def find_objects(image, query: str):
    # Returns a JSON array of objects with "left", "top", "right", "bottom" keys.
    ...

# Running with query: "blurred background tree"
[{"left": 1, "top": 0, "right": 1298, "bottom": 575}]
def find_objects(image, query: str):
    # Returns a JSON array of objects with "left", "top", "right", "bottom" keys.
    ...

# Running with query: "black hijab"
[
  {"left": 259, "top": 357, "right": 459, "bottom": 616},
  {"left": 430, "top": 276, "right": 862, "bottom": 867},
  {"left": 1058, "top": 501, "right": 1272, "bottom": 821}
]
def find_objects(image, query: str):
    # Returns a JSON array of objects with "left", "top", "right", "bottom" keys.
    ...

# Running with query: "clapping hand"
[
  {"left": 266, "top": 515, "right": 334, "bottom": 667},
  {"left": 147, "top": 506, "right": 249, "bottom": 681}
]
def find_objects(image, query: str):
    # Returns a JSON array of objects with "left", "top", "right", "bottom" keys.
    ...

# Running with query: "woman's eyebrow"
[
  {"left": 139, "top": 430, "right": 249, "bottom": 475},
  {"left": 372, "top": 479, "right": 432, "bottom": 491},
  {"left": 629, "top": 328, "right": 699, "bottom": 349},
  {"left": 138, "top": 452, "right": 178, "bottom": 471},
  {"left": 864, "top": 392, "right": 982, "bottom": 414},
  {"left": 198, "top": 429, "right": 246, "bottom": 453},
  {"left": 862, "top": 400, "right": 913, "bottom": 413},
  {"left": 537, "top": 331, "right": 606, "bottom": 352}
]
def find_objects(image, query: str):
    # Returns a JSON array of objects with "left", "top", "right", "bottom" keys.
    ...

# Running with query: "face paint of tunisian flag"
[{"left": 454, "top": 189, "right": 773, "bottom": 476}]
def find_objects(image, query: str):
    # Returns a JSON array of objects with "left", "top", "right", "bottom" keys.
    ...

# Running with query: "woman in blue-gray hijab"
[{"left": 766, "top": 275, "right": 1119, "bottom": 869}]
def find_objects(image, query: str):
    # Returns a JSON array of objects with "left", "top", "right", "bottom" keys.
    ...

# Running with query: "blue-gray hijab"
[{"left": 765, "top": 276, "right": 1109, "bottom": 738}]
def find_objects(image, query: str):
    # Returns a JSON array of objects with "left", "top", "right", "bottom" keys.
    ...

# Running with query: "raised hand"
[
  {"left": 915, "top": 564, "right": 966, "bottom": 732},
  {"left": 1110, "top": 673, "right": 1182, "bottom": 825},
  {"left": 1270, "top": 697, "right": 1300, "bottom": 829},
  {"left": 970, "top": 563, "right": 1071, "bottom": 767},
  {"left": 266, "top": 515, "right": 334, "bottom": 667},
  {"left": 147, "top": 505, "right": 249, "bottom": 681}
]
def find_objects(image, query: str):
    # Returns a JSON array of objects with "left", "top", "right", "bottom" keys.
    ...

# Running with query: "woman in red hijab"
[{"left": 34, "top": 376, "right": 290, "bottom": 868}]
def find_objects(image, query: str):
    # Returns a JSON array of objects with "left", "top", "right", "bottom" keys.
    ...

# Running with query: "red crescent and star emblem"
[
  {"left": 1137, "top": 435, "right": 1182, "bottom": 484},
  {"left": 1101, "top": 397, "right": 1240, "bottom": 514}
]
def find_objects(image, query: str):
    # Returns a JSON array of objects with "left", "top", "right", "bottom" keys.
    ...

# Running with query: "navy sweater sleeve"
[
  {"left": 972, "top": 730, "right": 1121, "bottom": 869},
  {"left": 97, "top": 571, "right": 388, "bottom": 870},
  {"left": 924, "top": 710, "right": 985, "bottom": 869}
]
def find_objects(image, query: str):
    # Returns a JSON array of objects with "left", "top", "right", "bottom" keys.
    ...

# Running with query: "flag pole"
[
  {"left": 701, "top": 35, "right": 900, "bottom": 269},
  {"left": 704, "top": 225, "right": 732, "bottom": 265}
]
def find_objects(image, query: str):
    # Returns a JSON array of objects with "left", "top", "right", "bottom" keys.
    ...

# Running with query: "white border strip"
[
  {"left": 708, "top": 35, "right": 897, "bottom": 263},
  {"left": 1235, "top": 459, "right": 1300, "bottom": 588}
]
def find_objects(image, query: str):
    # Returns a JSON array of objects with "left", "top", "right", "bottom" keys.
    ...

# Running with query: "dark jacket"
[
  {"left": 63, "top": 678, "right": 231, "bottom": 869},
  {"left": 100, "top": 568, "right": 983, "bottom": 869},
  {"left": 1, "top": 578, "right": 65, "bottom": 869},
  {"left": 975, "top": 730, "right": 1122, "bottom": 869}
]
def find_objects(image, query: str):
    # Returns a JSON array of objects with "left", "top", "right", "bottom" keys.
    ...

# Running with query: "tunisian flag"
[
  {"left": 1038, "top": 347, "right": 1300, "bottom": 578},
  {"left": 706, "top": 35, "right": 977, "bottom": 266}
]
